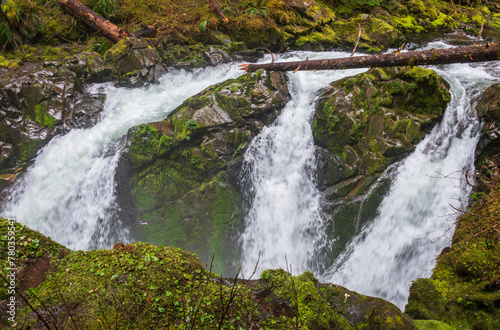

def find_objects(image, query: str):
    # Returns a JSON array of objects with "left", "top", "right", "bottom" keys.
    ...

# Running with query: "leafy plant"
[
  {"left": 240, "top": 0, "right": 269, "bottom": 18},
  {"left": 198, "top": 20, "right": 208, "bottom": 33}
]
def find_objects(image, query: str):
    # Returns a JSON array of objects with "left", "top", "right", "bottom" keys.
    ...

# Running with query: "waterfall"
[
  {"left": 1, "top": 64, "right": 243, "bottom": 250},
  {"left": 2, "top": 42, "right": 499, "bottom": 309},
  {"left": 325, "top": 45, "right": 500, "bottom": 309},
  {"left": 239, "top": 52, "right": 366, "bottom": 276}
]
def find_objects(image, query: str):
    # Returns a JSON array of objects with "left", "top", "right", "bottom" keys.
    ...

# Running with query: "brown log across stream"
[{"left": 239, "top": 43, "right": 500, "bottom": 73}]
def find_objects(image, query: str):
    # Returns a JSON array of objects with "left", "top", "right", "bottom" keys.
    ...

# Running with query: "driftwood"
[
  {"left": 239, "top": 43, "right": 500, "bottom": 73},
  {"left": 208, "top": 0, "right": 229, "bottom": 23},
  {"left": 60, "top": 0, "right": 156, "bottom": 42}
]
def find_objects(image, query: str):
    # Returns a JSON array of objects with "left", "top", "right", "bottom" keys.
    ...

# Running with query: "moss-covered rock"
[
  {"left": 259, "top": 268, "right": 416, "bottom": 329},
  {"left": 474, "top": 83, "right": 500, "bottom": 167},
  {"left": 4, "top": 218, "right": 417, "bottom": 329},
  {"left": 123, "top": 69, "right": 290, "bottom": 275},
  {"left": 0, "top": 218, "right": 68, "bottom": 300},
  {"left": 313, "top": 66, "right": 450, "bottom": 264}
]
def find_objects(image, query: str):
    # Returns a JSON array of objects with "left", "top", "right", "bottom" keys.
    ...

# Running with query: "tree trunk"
[
  {"left": 239, "top": 43, "right": 500, "bottom": 73},
  {"left": 59, "top": 0, "right": 129, "bottom": 42}
]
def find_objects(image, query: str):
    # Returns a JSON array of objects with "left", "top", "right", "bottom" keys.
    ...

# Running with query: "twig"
[
  {"left": 208, "top": 0, "right": 229, "bottom": 23},
  {"left": 350, "top": 23, "right": 362, "bottom": 57},
  {"left": 285, "top": 256, "right": 299, "bottom": 330},
  {"left": 189, "top": 255, "right": 215, "bottom": 330},
  {"left": 255, "top": 47, "right": 275, "bottom": 63},
  {"left": 474, "top": 223, "right": 499, "bottom": 238},
  {"left": 476, "top": 22, "right": 485, "bottom": 45},
  {"left": 25, "top": 286, "right": 60, "bottom": 330}
]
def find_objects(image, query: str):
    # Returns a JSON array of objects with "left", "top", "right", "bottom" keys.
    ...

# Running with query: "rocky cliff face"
[
  {"left": 121, "top": 69, "right": 290, "bottom": 275},
  {"left": 312, "top": 66, "right": 451, "bottom": 268}
]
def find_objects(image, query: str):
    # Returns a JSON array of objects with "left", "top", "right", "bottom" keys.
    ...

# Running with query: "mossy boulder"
[
  {"left": 312, "top": 66, "right": 451, "bottom": 265},
  {"left": 474, "top": 83, "right": 500, "bottom": 166},
  {"left": 0, "top": 218, "right": 69, "bottom": 300},
  {"left": 122, "top": 69, "right": 290, "bottom": 275},
  {"left": 4, "top": 218, "right": 416, "bottom": 329},
  {"left": 405, "top": 178, "right": 500, "bottom": 329}
]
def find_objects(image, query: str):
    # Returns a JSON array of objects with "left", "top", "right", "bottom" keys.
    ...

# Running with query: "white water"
[
  {"left": 239, "top": 52, "right": 366, "bottom": 276},
  {"left": 1, "top": 64, "right": 244, "bottom": 250},
  {"left": 2, "top": 42, "right": 499, "bottom": 309},
  {"left": 326, "top": 43, "right": 500, "bottom": 309}
]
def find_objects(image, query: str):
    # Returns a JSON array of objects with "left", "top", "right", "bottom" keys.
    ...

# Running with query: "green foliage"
[
  {"left": 85, "top": 0, "right": 118, "bottom": 18},
  {"left": 239, "top": 0, "right": 269, "bottom": 18},
  {"left": 198, "top": 19, "right": 208, "bottom": 33}
]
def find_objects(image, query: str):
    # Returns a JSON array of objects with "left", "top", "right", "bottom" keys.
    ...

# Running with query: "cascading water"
[
  {"left": 325, "top": 42, "right": 500, "bottom": 309},
  {"left": 1, "top": 64, "right": 244, "bottom": 250},
  {"left": 2, "top": 42, "right": 499, "bottom": 310},
  {"left": 239, "top": 52, "right": 366, "bottom": 276}
]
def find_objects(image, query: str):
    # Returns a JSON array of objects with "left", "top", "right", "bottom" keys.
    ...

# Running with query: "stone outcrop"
[
  {"left": 404, "top": 82, "right": 500, "bottom": 330},
  {"left": 0, "top": 37, "right": 245, "bottom": 190},
  {"left": 473, "top": 83, "right": 500, "bottom": 166},
  {"left": 122, "top": 69, "right": 290, "bottom": 275},
  {"left": 312, "top": 66, "right": 451, "bottom": 266}
]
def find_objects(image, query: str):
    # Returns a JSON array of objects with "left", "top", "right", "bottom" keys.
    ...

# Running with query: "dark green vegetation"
[
  {"left": 0, "top": 1, "right": 499, "bottom": 329},
  {"left": 312, "top": 66, "right": 451, "bottom": 266},
  {"left": 1, "top": 0, "right": 499, "bottom": 62},
  {"left": 124, "top": 69, "right": 290, "bottom": 275},
  {"left": 0, "top": 218, "right": 416, "bottom": 329}
]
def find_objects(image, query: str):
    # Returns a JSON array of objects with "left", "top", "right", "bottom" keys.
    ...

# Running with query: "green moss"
[
  {"left": 314, "top": 66, "right": 449, "bottom": 179},
  {"left": 33, "top": 102, "right": 57, "bottom": 128},
  {"left": 0, "top": 56, "right": 21, "bottom": 68},
  {"left": 0, "top": 219, "right": 67, "bottom": 299}
]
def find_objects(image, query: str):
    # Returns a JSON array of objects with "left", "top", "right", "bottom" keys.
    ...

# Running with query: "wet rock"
[
  {"left": 260, "top": 269, "right": 416, "bottom": 329},
  {"left": 313, "top": 66, "right": 451, "bottom": 265},
  {"left": 473, "top": 83, "right": 500, "bottom": 165},
  {"left": 121, "top": 69, "right": 290, "bottom": 275}
]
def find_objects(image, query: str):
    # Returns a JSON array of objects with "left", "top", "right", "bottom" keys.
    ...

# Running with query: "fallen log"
[
  {"left": 239, "top": 43, "right": 500, "bottom": 73},
  {"left": 59, "top": 0, "right": 129, "bottom": 42}
]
